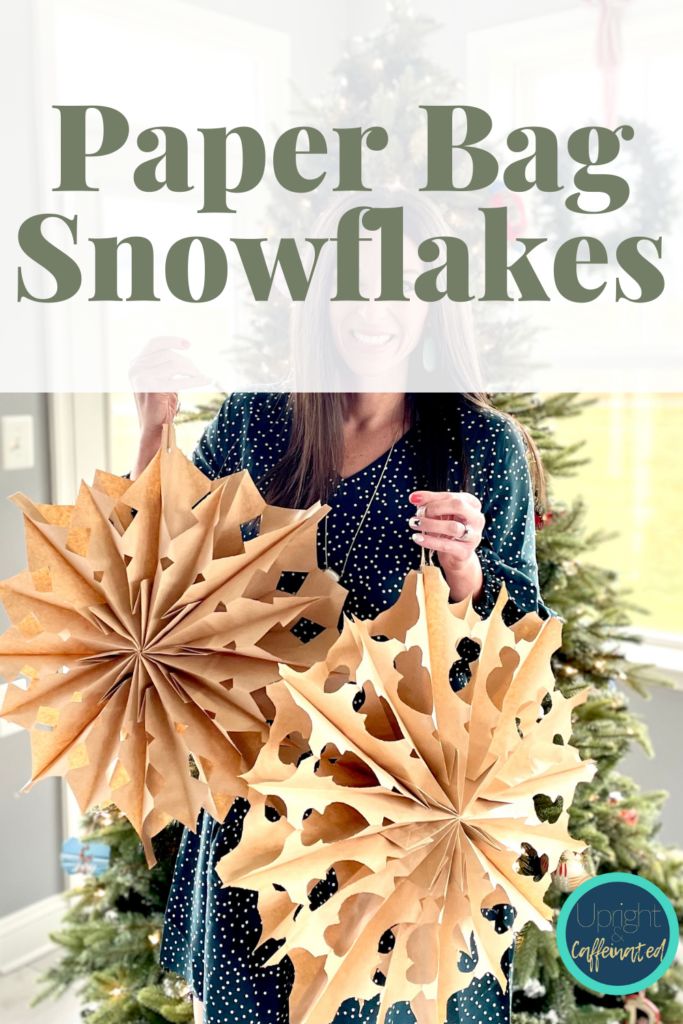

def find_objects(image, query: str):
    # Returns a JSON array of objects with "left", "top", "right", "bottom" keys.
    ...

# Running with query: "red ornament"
[
  {"left": 535, "top": 509, "right": 555, "bottom": 530},
  {"left": 618, "top": 807, "right": 639, "bottom": 827}
]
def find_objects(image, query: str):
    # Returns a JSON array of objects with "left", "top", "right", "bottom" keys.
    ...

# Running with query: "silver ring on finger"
[{"left": 460, "top": 521, "right": 472, "bottom": 540}]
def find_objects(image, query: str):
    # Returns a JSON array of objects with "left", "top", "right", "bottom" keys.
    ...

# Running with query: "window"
[{"left": 551, "top": 394, "right": 683, "bottom": 638}]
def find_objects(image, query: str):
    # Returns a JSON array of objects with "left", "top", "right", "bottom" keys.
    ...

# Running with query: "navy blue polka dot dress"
[{"left": 159, "top": 393, "right": 550, "bottom": 1023}]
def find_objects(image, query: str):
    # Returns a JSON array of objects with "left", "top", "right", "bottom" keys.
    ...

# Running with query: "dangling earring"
[{"left": 421, "top": 333, "right": 437, "bottom": 373}]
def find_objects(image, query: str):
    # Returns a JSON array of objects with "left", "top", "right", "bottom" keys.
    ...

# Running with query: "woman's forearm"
[
  {"left": 439, "top": 550, "right": 484, "bottom": 603},
  {"left": 131, "top": 426, "right": 164, "bottom": 480}
]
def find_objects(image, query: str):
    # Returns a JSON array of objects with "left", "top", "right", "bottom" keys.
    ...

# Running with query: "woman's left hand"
[{"left": 408, "top": 489, "right": 485, "bottom": 600}]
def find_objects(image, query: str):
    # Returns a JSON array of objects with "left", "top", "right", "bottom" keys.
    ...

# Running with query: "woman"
[{"left": 130, "top": 195, "right": 550, "bottom": 1024}]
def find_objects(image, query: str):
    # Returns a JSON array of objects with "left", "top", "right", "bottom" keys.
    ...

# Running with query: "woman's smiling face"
[{"left": 328, "top": 233, "right": 429, "bottom": 383}]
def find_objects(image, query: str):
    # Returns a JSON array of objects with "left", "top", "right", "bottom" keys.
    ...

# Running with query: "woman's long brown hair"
[
  {"left": 260, "top": 392, "right": 546, "bottom": 511},
  {"left": 259, "top": 187, "right": 546, "bottom": 511}
]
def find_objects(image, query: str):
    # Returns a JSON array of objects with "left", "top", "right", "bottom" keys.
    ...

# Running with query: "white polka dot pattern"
[{"left": 159, "top": 392, "right": 550, "bottom": 1023}]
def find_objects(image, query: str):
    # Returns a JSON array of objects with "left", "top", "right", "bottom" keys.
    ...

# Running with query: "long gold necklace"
[{"left": 323, "top": 437, "right": 398, "bottom": 585}]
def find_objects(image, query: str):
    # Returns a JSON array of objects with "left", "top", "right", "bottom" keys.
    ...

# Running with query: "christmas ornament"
[
  {"left": 618, "top": 807, "right": 639, "bottom": 827},
  {"left": 218, "top": 566, "right": 596, "bottom": 1024},
  {"left": 0, "top": 426, "right": 344, "bottom": 865},
  {"left": 551, "top": 850, "right": 593, "bottom": 893},
  {"left": 623, "top": 991, "right": 661, "bottom": 1024},
  {"left": 60, "top": 836, "right": 111, "bottom": 877},
  {"left": 535, "top": 509, "right": 556, "bottom": 531},
  {"left": 584, "top": 0, "right": 632, "bottom": 127}
]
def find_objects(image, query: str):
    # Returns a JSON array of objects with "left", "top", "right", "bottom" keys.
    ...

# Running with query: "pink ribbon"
[{"left": 585, "top": 0, "right": 632, "bottom": 126}]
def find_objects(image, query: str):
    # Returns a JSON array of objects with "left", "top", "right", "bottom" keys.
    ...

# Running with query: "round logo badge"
[{"left": 556, "top": 872, "right": 679, "bottom": 995}]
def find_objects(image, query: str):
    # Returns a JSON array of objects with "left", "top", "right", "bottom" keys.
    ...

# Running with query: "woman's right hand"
[
  {"left": 129, "top": 336, "right": 208, "bottom": 477},
  {"left": 134, "top": 390, "right": 180, "bottom": 435},
  {"left": 130, "top": 336, "right": 208, "bottom": 429}
]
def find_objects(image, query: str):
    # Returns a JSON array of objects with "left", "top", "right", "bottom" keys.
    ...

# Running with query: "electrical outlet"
[{"left": 1, "top": 414, "right": 35, "bottom": 470}]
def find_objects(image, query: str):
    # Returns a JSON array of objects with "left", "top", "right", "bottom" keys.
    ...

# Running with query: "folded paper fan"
[
  {"left": 217, "top": 565, "right": 596, "bottom": 1024},
  {"left": 0, "top": 425, "right": 344, "bottom": 864}
]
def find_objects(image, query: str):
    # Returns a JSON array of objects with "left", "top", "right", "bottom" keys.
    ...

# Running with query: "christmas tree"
[
  {"left": 495, "top": 392, "right": 683, "bottom": 1024},
  {"left": 31, "top": 808, "right": 191, "bottom": 1023},
  {"left": 33, "top": 4, "right": 682, "bottom": 1023}
]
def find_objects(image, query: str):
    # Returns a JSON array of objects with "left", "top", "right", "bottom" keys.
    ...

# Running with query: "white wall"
[{"left": 0, "top": 393, "right": 63, "bottom": 917}]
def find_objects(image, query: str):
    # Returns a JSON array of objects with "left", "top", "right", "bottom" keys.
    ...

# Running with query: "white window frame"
[{"left": 465, "top": 3, "right": 683, "bottom": 680}]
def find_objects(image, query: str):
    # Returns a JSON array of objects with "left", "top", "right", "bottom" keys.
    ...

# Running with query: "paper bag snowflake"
[
  {"left": 218, "top": 566, "right": 596, "bottom": 1024},
  {"left": 0, "top": 426, "right": 344, "bottom": 864}
]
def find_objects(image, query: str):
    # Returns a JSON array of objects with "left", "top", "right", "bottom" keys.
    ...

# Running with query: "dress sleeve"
[
  {"left": 191, "top": 393, "right": 243, "bottom": 479},
  {"left": 470, "top": 416, "right": 552, "bottom": 623}
]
